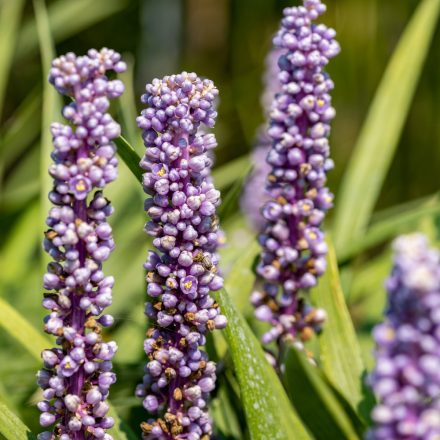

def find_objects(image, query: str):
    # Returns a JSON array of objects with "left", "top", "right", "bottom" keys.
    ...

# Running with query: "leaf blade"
[
  {"left": 0, "top": 399, "right": 36, "bottom": 440},
  {"left": 332, "top": 0, "right": 440, "bottom": 254},
  {"left": 283, "top": 345, "right": 363, "bottom": 440},
  {"left": 217, "top": 288, "right": 311, "bottom": 440},
  {"left": 310, "top": 239, "right": 366, "bottom": 413}
]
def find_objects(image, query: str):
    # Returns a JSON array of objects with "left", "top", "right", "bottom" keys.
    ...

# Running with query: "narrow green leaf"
[
  {"left": 117, "top": 56, "right": 143, "bottom": 154},
  {"left": 332, "top": 0, "right": 440, "bottom": 254},
  {"left": 212, "top": 154, "right": 250, "bottom": 189},
  {"left": 16, "top": 0, "right": 129, "bottom": 61},
  {"left": 310, "top": 239, "right": 366, "bottom": 413},
  {"left": 107, "top": 405, "right": 138, "bottom": 440},
  {"left": 211, "top": 387, "right": 243, "bottom": 439},
  {"left": 1, "top": 88, "right": 41, "bottom": 167},
  {"left": 217, "top": 161, "right": 252, "bottom": 219},
  {"left": 224, "top": 239, "right": 259, "bottom": 314},
  {"left": 339, "top": 196, "right": 440, "bottom": 261},
  {"left": 217, "top": 288, "right": 311, "bottom": 440},
  {"left": 33, "top": 0, "right": 61, "bottom": 269},
  {"left": 0, "top": 0, "right": 25, "bottom": 120},
  {"left": 114, "top": 136, "right": 143, "bottom": 182},
  {"left": 0, "top": 202, "right": 39, "bottom": 284},
  {"left": 283, "top": 345, "right": 362, "bottom": 440},
  {"left": 0, "top": 297, "right": 51, "bottom": 362},
  {"left": 0, "top": 399, "right": 36, "bottom": 440}
]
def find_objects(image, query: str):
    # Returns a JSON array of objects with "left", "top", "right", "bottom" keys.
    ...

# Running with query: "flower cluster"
[
  {"left": 135, "top": 72, "right": 227, "bottom": 440},
  {"left": 38, "top": 48, "right": 126, "bottom": 440},
  {"left": 368, "top": 234, "right": 440, "bottom": 440},
  {"left": 251, "top": 0, "right": 340, "bottom": 350}
]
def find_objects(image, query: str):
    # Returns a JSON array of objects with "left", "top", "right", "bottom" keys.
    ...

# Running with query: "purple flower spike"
[
  {"left": 251, "top": 0, "right": 339, "bottom": 354},
  {"left": 38, "top": 48, "right": 126, "bottom": 440},
  {"left": 136, "top": 72, "right": 227, "bottom": 440},
  {"left": 368, "top": 234, "right": 440, "bottom": 440}
]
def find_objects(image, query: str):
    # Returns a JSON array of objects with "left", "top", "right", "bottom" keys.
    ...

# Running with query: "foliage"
[{"left": 0, "top": 0, "right": 439, "bottom": 438}]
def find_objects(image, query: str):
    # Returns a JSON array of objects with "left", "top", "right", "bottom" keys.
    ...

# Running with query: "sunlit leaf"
[
  {"left": 283, "top": 345, "right": 363, "bottom": 440},
  {"left": 0, "top": 398, "right": 36, "bottom": 440},
  {"left": 310, "top": 239, "right": 367, "bottom": 414},
  {"left": 332, "top": 0, "right": 440, "bottom": 254},
  {"left": 16, "top": 0, "right": 129, "bottom": 60},
  {"left": 339, "top": 195, "right": 440, "bottom": 261},
  {"left": 0, "top": 0, "right": 25, "bottom": 120},
  {"left": 217, "top": 288, "right": 311, "bottom": 440}
]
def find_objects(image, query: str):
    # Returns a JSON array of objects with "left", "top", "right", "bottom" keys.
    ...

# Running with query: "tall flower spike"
[
  {"left": 241, "top": 47, "right": 284, "bottom": 231},
  {"left": 38, "top": 48, "right": 126, "bottom": 440},
  {"left": 136, "top": 72, "right": 227, "bottom": 440},
  {"left": 368, "top": 234, "right": 440, "bottom": 440},
  {"left": 251, "top": 0, "right": 340, "bottom": 355}
]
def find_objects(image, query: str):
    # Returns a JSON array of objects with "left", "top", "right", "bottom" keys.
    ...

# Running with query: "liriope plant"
[{"left": 0, "top": 0, "right": 439, "bottom": 440}]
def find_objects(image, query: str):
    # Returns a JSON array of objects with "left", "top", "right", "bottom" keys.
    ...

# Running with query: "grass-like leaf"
[
  {"left": 332, "top": 0, "right": 440, "bottom": 254},
  {"left": 0, "top": 398, "right": 36, "bottom": 440},
  {"left": 310, "top": 239, "right": 370, "bottom": 416},
  {"left": 32, "top": 0, "right": 62, "bottom": 269},
  {"left": 212, "top": 154, "right": 250, "bottom": 189},
  {"left": 0, "top": 297, "right": 51, "bottom": 362},
  {"left": 114, "top": 136, "right": 144, "bottom": 182},
  {"left": 0, "top": 0, "right": 25, "bottom": 120},
  {"left": 224, "top": 239, "right": 259, "bottom": 313},
  {"left": 217, "top": 288, "right": 311, "bottom": 440},
  {"left": 283, "top": 345, "right": 363, "bottom": 440},
  {"left": 339, "top": 194, "right": 440, "bottom": 261},
  {"left": 16, "top": 0, "right": 129, "bottom": 61}
]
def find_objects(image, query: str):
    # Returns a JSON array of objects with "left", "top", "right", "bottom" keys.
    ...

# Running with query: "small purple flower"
[
  {"left": 368, "top": 234, "right": 440, "bottom": 440},
  {"left": 251, "top": 0, "right": 340, "bottom": 353},
  {"left": 136, "top": 72, "right": 227, "bottom": 439},
  {"left": 38, "top": 48, "right": 125, "bottom": 440}
]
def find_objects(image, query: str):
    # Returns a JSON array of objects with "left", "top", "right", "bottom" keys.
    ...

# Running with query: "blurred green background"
[{"left": 0, "top": 0, "right": 439, "bottom": 436}]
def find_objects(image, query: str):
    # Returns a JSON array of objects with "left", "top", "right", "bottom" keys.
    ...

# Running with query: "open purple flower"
[
  {"left": 250, "top": 0, "right": 340, "bottom": 354},
  {"left": 38, "top": 48, "right": 125, "bottom": 440},
  {"left": 368, "top": 234, "right": 440, "bottom": 440},
  {"left": 136, "top": 72, "right": 227, "bottom": 440}
]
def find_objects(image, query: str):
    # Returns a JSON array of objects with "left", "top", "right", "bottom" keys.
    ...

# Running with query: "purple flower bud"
[
  {"left": 137, "top": 72, "right": 226, "bottom": 438},
  {"left": 368, "top": 234, "right": 440, "bottom": 440},
  {"left": 38, "top": 48, "right": 124, "bottom": 439},
  {"left": 252, "top": 0, "right": 339, "bottom": 356}
]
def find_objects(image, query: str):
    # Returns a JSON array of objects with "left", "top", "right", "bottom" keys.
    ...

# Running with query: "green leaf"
[
  {"left": 16, "top": 0, "right": 129, "bottom": 61},
  {"left": 339, "top": 195, "right": 440, "bottom": 261},
  {"left": 33, "top": 0, "right": 62, "bottom": 269},
  {"left": 283, "top": 345, "right": 363, "bottom": 440},
  {"left": 217, "top": 288, "right": 311, "bottom": 440},
  {"left": 0, "top": 398, "right": 36, "bottom": 440},
  {"left": 107, "top": 405, "right": 138, "bottom": 440},
  {"left": 332, "top": 0, "right": 440, "bottom": 254},
  {"left": 212, "top": 154, "right": 250, "bottom": 189},
  {"left": 310, "top": 239, "right": 367, "bottom": 414},
  {"left": 114, "top": 136, "right": 143, "bottom": 183},
  {"left": 224, "top": 239, "right": 259, "bottom": 314},
  {"left": 0, "top": 0, "right": 25, "bottom": 120},
  {"left": 0, "top": 297, "right": 51, "bottom": 362},
  {"left": 0, "top": 202, "right": 40, "bottom": 284},
  {"left": 1, "top": 88, "right": 41, "bottom": 168},
  {"left": 217, "top": 161, "right": 252, "bottom": 220},
  {"left": 117, "top": 55, "right": 144, "bottom": 154}
]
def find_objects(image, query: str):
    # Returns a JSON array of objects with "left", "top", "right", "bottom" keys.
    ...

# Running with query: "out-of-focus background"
[{"left": 0, "top": 0, "right": 439, "bottom": 434}]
